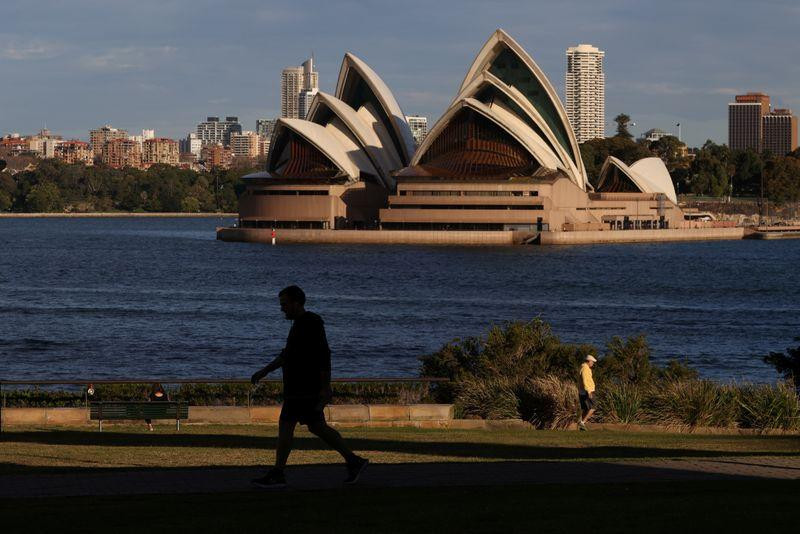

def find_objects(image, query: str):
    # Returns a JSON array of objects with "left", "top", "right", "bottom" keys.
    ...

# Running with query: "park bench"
[{"left": 89, "top": 401, "right": 188, "bottom": 431}]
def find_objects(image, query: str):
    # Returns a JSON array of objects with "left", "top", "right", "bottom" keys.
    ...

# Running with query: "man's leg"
[
  {"left": 306, "top": 420, "right": 358, "bottom": 463},
  {"left": 582, "top": 407, "right": 596, "bottom": 424},
  {"left": 275, "top": 418, "right": 297, "bottom": 469}
]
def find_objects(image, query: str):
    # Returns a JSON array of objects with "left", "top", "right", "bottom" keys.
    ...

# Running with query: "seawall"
[
  {"left": 0, "top": 212, "right": 237, "bottom": 218},
  {"left": 217, "top": 227, "right": 521, "bottom": 245},
  {"left": 539, "top": 227, "right": 750, "bottom": 245},
  {"left": 217, "top": 226, "right": 757, "bottom": 246}
]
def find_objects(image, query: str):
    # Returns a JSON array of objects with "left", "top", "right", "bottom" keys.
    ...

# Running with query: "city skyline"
[{"left": 2, "top": 0, "right": 800, "bottom": 147}]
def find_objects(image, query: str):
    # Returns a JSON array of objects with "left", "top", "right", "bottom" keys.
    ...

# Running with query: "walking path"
[{"left": 2, "top": 457, "right": 799, "bottom": 498}]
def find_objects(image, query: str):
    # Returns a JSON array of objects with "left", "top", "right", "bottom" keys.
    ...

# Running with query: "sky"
[{"left": 2, "top": 0, "right": 799, "bottom": 148}]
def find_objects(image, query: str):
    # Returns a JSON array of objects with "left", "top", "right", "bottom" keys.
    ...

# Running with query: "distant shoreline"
[{"left": 0, "top": 212, "right": 237, "bottom": 218}]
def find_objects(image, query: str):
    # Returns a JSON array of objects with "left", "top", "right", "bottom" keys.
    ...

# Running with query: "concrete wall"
[
  {"left": 0, "top": 404, "right": 454, "bottom": 427},
  {"left": 218, "top": 227, "right": 518, "bottom": 245},
  {"left": 540, "top": 227, "right": 748, "bottom": 245}
]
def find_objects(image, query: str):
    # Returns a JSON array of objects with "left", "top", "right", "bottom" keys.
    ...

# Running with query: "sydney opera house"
[{"left": 230, "top": 30, "right": 687, "bottom": 243}]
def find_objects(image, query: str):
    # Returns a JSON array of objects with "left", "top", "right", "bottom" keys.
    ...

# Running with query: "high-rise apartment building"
[
  {"left": 55, "top": 140, "right": 93, "bottom": 165},
  {"left": 102, "top": 138, "right": 142, "bottom": 169},
  {"left": 196, "top": 116, "right": 242, "bottom": 146},
  {"left": 298, "top": 88, "right": 318, "bottom": 120},
  {"left": 230, "top": 131, "right": 261, "bottom": 158},
  {"left": 179, "top": 133, "right": 203, "bottom": 157},
  {"left": 90, "top": 125, "right": 128, "bottom": 157},
  {"left": 255, "top": 119, "right": 276, "bottom": 139},
  {"left": 142, "top": 138, "right": 180, "bottom": 167},
  {"left": 728, "top": 92, "right": 770, "bottom": 151},
  {"left": 201, "top": 143, "right": 234, "bottom": 169},
  {"left": 763, "top": 109, "right": 798, "bottom": 156},
  {"left": 565, "top": 44, "right": 605, "bottom": 143},
  {"left": 281, "top": 57, "right": 318, "bottom": 118},
  {"left": 405, "top": 115, "right": 428, "bottom": 146}
]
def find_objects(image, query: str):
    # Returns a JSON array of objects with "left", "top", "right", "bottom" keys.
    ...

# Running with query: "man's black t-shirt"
[{"left": 281, "top": 311, "right": 331, "bottom": 399}]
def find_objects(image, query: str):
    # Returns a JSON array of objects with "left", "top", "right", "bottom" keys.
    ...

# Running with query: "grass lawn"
[
  {"left": 2, "top": 480, "right": 800, "bottom": 533},
  {"left": 1, "top": 424, "right": 799, "bottom": 474}
]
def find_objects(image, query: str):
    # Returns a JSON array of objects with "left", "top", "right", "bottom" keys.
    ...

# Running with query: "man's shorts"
[
  {"left": 579, "top": 393, "right": 595, "bottom": 411},
  {"left": 280, "top": 398, "right": 326, "bottom": 426}
]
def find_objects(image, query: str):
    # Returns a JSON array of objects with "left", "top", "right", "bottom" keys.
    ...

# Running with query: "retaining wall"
[
  {"left": 540, "top": 227, "right": 748, "bottom": 245},
  {"left": 0, "top": 404, "right": 455, "bottom": 428},
  {"left": 217, "top": 227, "right": 519, "bottom": 246}
]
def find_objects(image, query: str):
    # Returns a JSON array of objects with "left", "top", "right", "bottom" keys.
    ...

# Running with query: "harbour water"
[{"left": 1, "top": 217, "right": 798, "bottom": 382}]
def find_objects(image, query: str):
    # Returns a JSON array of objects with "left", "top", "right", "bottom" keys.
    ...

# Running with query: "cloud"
[
  {"left": 78, "top": 46, "right": 177, "bottom": 71},
  {"left": 0, "top": 36, "right": 65, "bottom": 60}
]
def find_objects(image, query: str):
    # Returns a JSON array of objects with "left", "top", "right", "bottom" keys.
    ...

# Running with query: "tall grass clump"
[
  {"left": 597, "top": 382, "right": 645, "bottom": 424},
  {"left": 455, "top": 377, "right": 520, "bottom": 420},
  {"left": 647, "top": 380, "right": 739, "bottom": 428},
  {"left": 736, "top": 382, "right": 800, "bottom": 432},
  {"left": 517, "top": 376, "right": 579, "bottom": 429}
]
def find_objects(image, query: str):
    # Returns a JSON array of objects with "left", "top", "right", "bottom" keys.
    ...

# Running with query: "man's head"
[
  {"left": 279, "top": 285, "right": 306, "bottom": 320},
  {"left": 585, "top": 354, "right": 597, "bottom": 368}
]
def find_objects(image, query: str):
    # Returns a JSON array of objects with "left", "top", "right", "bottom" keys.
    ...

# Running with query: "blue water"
[{"left": 0, "top": 217, "right": 798, "bottom": 382}]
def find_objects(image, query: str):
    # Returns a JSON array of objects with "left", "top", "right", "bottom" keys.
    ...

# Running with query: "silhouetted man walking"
[{"left": 250, "top": 285, "right": 368, "bottom": 488}]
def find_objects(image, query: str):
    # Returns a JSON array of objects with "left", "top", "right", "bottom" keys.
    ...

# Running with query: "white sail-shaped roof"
[
  {"left": 335, "top": 53, "right": 416, "bottom": 166},
  {"left": 307, "top": 91, "right": 398, "bottom": 189},
  {"left": 454, "top": 71, "right": 583, "bottom": 184},
  {"left": 455, "top": 29, "right": 587, "bottom": 189},
  {"left": 267, "top": 118, "right": 363, "bottom": 179},
  {"left": 598, "top": 156, "right": 678, "bottom": 203},
  {"left": 629, "top": 158, "right": 678, "bottom": 204},
  {"left": 412, "top": 98, "right": 564, "bottom": 172}
]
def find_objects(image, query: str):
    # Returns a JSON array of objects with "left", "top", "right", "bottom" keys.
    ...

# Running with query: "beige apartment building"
[
  {"left": 281, "top": 58, "right": 318, "bottom": 119},
  {"left": 54, "top": 140, "right": 93, "bottom": 165},
  {"left": 142, "top": 138, "right": 180, "bottom": 167},
  {"left": 230, "top": 131, "right": 261, "bottom": 158},
  {"left": 90, "top": 126, "right": 128, "bottom": 158},
  {"left": 102, "top": 138, "right": 142, "bottom": 169},
  {"left": 565, "top": 44, "right": 605, "bottom": 143},
  {"left": 201, "top": 143, "right": 234, "bottom": 169}
]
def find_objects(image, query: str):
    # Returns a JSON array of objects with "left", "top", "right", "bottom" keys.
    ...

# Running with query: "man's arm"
[
  {"left": 316, "top": 323, "right": 333, "bottom": 408},
  {"left": 251, "top": 352, "right": 285, "bottom": 385}
]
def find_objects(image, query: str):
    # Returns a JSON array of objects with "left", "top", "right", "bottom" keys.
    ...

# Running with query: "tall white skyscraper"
[
  {"left": 565, "top": 44, "right": 605, "bottom": 143},
  {"left": 405, "top": 115, "right": 428, "bottom": 146},
  {"left": 281, "top": 57, "right": 318, "bottom": 119},
  {"left": 298, "top": 88, "right": 318, "bottom": 120}
]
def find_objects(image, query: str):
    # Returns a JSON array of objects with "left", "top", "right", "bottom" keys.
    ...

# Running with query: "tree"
[
  {"left": 688, "top": 140, "right": 731, "bottom": 197},
  {"left": 764, "top": 341, "right": 800, "bottom": 391},
  {"left": 0, "top": 190, "right": 11, "bottom": 211},
  {"left": 613, "top": 114, "right": 633, "bottom": 139},
  {"left": 25, "top": 181, "right": 63, "bottom": 212},
  {"left": 763, "top": 156, "right": 800, "bottom": 204}
]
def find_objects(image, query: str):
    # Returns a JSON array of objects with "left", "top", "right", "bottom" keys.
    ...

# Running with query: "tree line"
[
  {"left": 580, "top": 114, "right": 800, "bottom": 204},
  {"left": 0, "top": 158, "right": 259, "bottom": 213}
]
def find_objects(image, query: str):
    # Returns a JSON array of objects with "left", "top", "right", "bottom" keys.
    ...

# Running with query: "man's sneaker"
[
  {"left": 251, "top": 468, "right": 287, "bottom": 489},
  {"left": 344, "top": 457, "right": 369, "bottom": 485},
  {"left": 578, "top": 421, "right": 587, "bottom": 431}
]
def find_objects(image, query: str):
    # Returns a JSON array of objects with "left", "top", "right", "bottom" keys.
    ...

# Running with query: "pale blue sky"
[{"left": 2, "top": 0, "right": 799, "bottom": 147}]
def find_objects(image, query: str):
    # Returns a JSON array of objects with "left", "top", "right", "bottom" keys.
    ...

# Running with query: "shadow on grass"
[{"left": 2, "top": 430, "right": 798, "bottom": 462}]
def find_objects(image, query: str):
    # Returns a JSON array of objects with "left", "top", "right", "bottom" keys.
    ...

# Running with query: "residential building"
[
  {"left": 201, "top": 143, "right": 234, "bottom": 169},
  {"left": 728, "top": 92, "right": 770, "bottom": 151},
  {"left": 54, "top": 140, "right": 93, "bottom": 165},
  {"left": 762, "top": 109, "right": 798, "bottom": 156},
  {"left": 142, "top": 138, "right": 180, "bottom": 167},
  {"left": 102, "top": 138, "right": 142, "bottom": 169},
  {"left": 196, "top": 116, "right": 242, "bottom": 146},
  {"left": 298, "top": 88, "right": 318, "bottom": 119},
  {"left": 406, "top": 115, "right": 428, "bottom": 146},
  {"left": 230, "top": 131, "right": 261, "bottom": 158},
  {"left": 281, "top": 57, "right": 318, "bottom": 119},
  {"left": 90, "top": 126, "right": 128, "bottom": 158},
  {"left": 256, "top": 119, "right": 276, "bottom": 139},
  {"left": 179, "top": 133, "right": 203, "bottom": 158},
  {"left": 565, "top": 43, "right": 605, "bottom": 143},
  {"left": 641, "top": 128, "right": 669, "bottom": 143}
]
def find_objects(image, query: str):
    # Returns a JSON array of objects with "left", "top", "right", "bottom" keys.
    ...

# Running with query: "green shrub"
[
  {"left": 646, "top": 380, "right": 739, "bottom": 428},
  {"left": 597, "top": 382, "right": 645, "bottom": 424},
  {"left": 517, "top": 376, "right": 579, "bottom": 429},
  {"left": 736, "top": 382, "right": 800, "bottom": 431},
  {"left": 421, "top": 319, "right": 595, "bottom": 403}
]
